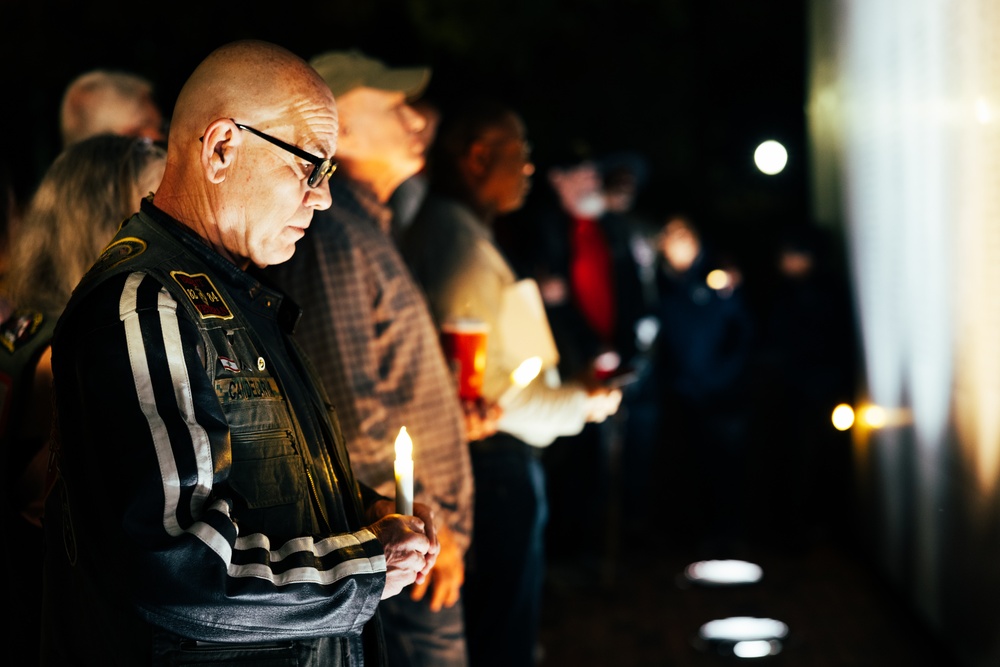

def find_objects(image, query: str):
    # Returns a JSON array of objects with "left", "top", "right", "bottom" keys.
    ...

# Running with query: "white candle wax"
[{"left": 394, "top": 426, "right": 414, "bottom": 515}]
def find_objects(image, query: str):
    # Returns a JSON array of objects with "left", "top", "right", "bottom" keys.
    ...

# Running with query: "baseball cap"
[{"left": 309, "top": 49, "right": 430, "bottom": 99}]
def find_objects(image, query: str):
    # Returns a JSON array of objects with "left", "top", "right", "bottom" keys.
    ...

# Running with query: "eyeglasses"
[{"left": 232, "top": 121, "right": 337, "bottom": 188}]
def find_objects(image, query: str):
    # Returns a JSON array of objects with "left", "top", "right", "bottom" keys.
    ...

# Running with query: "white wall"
[{"left": 809, "top": 2, "right": 1000, "bottom": 665}]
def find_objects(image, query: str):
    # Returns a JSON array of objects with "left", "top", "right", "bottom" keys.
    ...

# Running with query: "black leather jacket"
[{"left": 43, "top": 200, "right": 387, "bottom": 666}]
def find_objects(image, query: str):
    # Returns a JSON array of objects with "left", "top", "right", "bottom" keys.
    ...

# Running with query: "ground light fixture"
[
  {"left": 695, "top": 616, "right": 789, "bottom": 658},
  {"left": 683, "top": 559, "right": 764, "bottom": 586}
]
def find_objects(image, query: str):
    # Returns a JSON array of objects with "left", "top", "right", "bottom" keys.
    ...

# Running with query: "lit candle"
[
  {"left": 498, "top": 356, "right": 543, "bottom": 407},
  {"left": 394, "top": 426, "right": 414, "bottom": 515}
]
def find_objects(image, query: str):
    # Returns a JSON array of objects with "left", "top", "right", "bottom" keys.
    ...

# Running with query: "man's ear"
[
  {"left": 466, "top": 141, "right": 492, "bottom": 178},
  {"left": 200, "top": 119, "right": 243, "bottom": 184}
]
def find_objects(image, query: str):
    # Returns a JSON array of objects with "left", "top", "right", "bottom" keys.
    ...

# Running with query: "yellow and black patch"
[
  {"left": 214, "top": 376, "right": 283, "bottom": 404},
  {"left": 91, "top": 237, "right": 147, "bottom": 274},
  {"left": 0, "top": 310, "right": 45, "bottom": 354},
  {"left": 170, "top": 271, "right": 234, "bottom": 320}
]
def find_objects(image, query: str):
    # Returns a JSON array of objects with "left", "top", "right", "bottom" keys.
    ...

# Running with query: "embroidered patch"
[
  {"left": 214, "top": 377, "right": 283, "bottom": 403},
  {"left": 91, "top": 237, "right": 147, "bottom": 274},
  {"left": 0, "top": 311, "right": 45, "bottom": 354},
  {"left": 218, "top": 356, "right": 241, "bottom": 373},
  {"left": 170, "top": 271, "right": 234, "bottom": 320}
]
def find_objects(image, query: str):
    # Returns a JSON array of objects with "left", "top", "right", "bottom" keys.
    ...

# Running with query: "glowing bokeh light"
[
  {"left": 510, "top": 356, "right": 542, "bottom": 388},
  {"left": 832, "top": 403, "right": 856, "bottom": 430},
  {"left": 706, "top": 269, "right": 731, "bottom": 290},
  {"left": 754, "top": 140, "right": 788, "bottom": 175},
  {"left": 593, "top": 349, "right": 621, "bottom": 374},
  {"left": 635, "top": 316, "right": 660, "bottom": 349},
  {"left": 975, "top": 98, "right": 993, "bottom": 124},
  {"left": 862, "top": 405, "right": 887, "bottom": 428}
]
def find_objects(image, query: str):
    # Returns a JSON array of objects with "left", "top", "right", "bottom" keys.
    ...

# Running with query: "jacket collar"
[{"left": 138, "top": 198, "right": 302, "bottom": 333}]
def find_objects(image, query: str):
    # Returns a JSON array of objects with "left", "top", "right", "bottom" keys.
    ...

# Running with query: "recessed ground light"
[
  {"left": 684, "top": 560, "right": 764, "bottom": 586},
  {"left": 695, "top": 617, "right": 789, "bottom": 659},
  {"left": 734, "top": 639, "right": 783, "bottom": 658}
]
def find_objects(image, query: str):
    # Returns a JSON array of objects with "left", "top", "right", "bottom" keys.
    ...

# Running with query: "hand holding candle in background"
[
  {"left": 394, "top": 426, "right": 414, "bottom": 516},
  {"left": 461, "top": 398, "right": 502, "bottom": 441}
]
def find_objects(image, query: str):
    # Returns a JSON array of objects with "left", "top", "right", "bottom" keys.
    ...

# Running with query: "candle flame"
[
  {"left": 511, "top": 357, "right": 543, "bottom": 388},
  {"left": 394, "top": 426, "right": 412, "bottom": 460}
]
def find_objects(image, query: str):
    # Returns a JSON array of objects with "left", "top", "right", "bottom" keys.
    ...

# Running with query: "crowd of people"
[{"left": 0, "top": 38, "right": 857, "bottom": 667}]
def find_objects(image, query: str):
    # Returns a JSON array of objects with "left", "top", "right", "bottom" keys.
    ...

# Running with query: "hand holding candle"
[{"left": 394, "top": 426, "right": 414, "bottom": 515}]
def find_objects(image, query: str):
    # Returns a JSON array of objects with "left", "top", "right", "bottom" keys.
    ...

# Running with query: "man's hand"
[
  {"left": 409, "top": 523, "right": 464, "bottom": 611},
  {"left": 462, "top": 397, "right": 501, "bottom": 442},
  {"left": 585, "top": 386, "right": 622, "bottom": 423},
  {"left": 410, "top": 502, "right": 440, "bottom": 576},
  {"left": 367, "top": 500, "right": 441, "bottom": 599}
]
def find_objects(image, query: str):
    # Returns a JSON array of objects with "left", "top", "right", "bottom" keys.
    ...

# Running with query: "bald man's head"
[
  {"left": 169, "top": 40, "right": 336, "bottom": 149},
  {"left": 154, "top": 40, "right": 337, "bottom": 269}
]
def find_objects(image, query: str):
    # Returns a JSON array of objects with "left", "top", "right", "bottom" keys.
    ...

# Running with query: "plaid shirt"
[{"left": 266, "top": 176, "right": 472, "bottom": 553}]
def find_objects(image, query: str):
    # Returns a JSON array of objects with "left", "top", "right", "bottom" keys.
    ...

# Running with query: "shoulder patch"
[
  {"left": 0, "top": 310, "right": 45, "bottom": 354},
  {"left": 170, "top": 271, "right": 234, "bottom": 320},
  {"left": 91, "top": 237, "right": 147, "bottom": 274}
]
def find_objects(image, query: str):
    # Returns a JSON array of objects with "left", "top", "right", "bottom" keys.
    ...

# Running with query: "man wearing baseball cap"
[{"left": 266, "top": 50, "right": 477, "bottom": 667}]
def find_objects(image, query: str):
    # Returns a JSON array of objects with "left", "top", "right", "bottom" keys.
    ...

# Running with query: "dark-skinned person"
[{"left": 401, "top": 99, "right": 621, "bottom": 667}]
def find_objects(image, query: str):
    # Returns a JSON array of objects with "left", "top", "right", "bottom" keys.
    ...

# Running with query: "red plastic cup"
[{"left": 440, "top": 319, "right": 489, "bottom": 401}]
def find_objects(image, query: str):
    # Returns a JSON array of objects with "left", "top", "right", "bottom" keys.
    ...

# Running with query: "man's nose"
[
  {"left": 305, "top": 181, "right": 333, "bottom": 211},
  {"left": 402, "top": 104, "right": 427, "bottom": 134}
]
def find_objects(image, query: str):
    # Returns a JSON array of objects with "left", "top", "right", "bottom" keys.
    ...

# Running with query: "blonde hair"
[{"left": 6, "top": 134, "right": 166, "bottom": 314}]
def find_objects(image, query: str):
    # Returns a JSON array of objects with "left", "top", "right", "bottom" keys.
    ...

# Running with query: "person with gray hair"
[{"left": 59, "top": 69, "right": 166, "bottom": 147}]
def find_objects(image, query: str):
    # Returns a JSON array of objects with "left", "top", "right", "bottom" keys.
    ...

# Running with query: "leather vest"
[{"left": 59, "top": 209, "right": 367, "bottom": 539}]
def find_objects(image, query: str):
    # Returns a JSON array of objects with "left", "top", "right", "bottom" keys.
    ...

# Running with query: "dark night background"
[
  {"left": 1, "top": 0, "right": 812, "bottom": 302},
  {"left": 3, "top": 3, "right": 974, "bottom": 665}
]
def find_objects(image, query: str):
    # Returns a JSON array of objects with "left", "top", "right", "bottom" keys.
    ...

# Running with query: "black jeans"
[{"left": 463, "top": 434, "right": 547, "bottom": 667}]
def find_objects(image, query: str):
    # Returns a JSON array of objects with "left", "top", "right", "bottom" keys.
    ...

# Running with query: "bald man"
[{"left": 42, "top": 40, "right": 437, "bottom": 667}]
